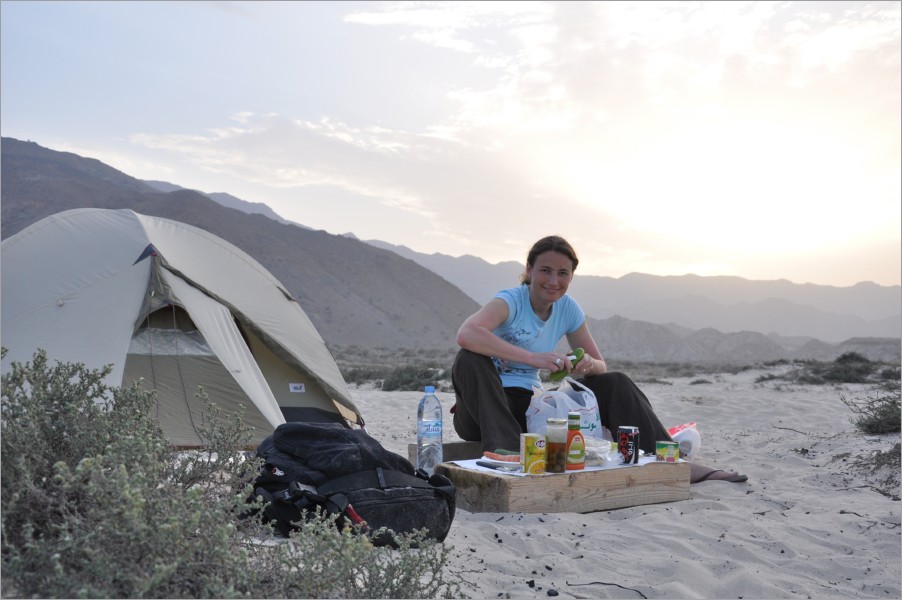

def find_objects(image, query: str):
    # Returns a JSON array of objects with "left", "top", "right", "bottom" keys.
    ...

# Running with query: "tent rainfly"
[{"left": 1, "top": 208, "right": 362, "bottom": 446}]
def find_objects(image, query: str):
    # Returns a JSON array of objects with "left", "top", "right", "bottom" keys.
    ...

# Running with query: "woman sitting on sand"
[{"left": 451, "top": 235, "right": 747, "bottom": 484}]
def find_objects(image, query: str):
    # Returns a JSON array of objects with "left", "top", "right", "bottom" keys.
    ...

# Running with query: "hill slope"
[
  {"left": 1, "top": 138, "right": 478, "bottom": 353},
  {"left": 2, "top": 137, "right": 898, "bottom": 365},
  {"left": 367, "top": 241, "right": 901, "bottom": 342}
]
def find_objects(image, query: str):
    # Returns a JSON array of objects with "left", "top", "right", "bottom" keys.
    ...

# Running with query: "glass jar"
[{"left": 545, "top": 417, "right": 567, "bottom": 473}]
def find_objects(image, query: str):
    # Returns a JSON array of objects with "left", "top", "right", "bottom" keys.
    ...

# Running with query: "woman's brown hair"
[{"left": 520, "top": 235, "right": 579, "bottom": 284}]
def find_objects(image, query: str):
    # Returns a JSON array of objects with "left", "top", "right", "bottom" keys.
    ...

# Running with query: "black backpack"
[{"left": 248, "top": 421, "right": 456, "bottom": 547}]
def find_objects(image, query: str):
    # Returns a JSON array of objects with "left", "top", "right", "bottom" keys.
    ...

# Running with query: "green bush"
[
  {"left": 834, "top": 351, "right": 870, "bottom": 364},
  {"left": 382, "top": 365, "right": 447, "bottom": 392},
  {"left": 880, "top": 366, "right": 901, "bottom": 380},
  {"left": 841, "top": 379, "right": 901, "bottom": 435},
  {"left": 342, "top": 365, "right": 389, "bottom": 385},
  {"left": 771, "top": 355, "right": 893, "bottom": 385},
  {"left": 822, "top": 353, "right": 874, "bottom": 383},
  {"left": 1, "top": 349, "right": 459, "bottom": 599}
]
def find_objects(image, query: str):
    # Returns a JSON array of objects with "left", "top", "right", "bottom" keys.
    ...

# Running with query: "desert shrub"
[
  {"left": 343, "top": 365, "right": 389, "bottom": 385},
  {"left": 871, "top": 442, "right": 901, "bottom": 470},
  {"left": 880, "top": 366, "right": 901, "bottom": 380},
  {"left": 1, "top": 349, "right": 458, "bottom": 599},
  {"left": 611, "top": 361, "right": 692, "bottom": 380},
  {"left": 382, "top": 365, "right": 447, "bottom": 391},
  {"left": 252, "top": 515, "right": 456, "bottom": 599},
  {"left": 630, "top": 376, "right": 674, "bottom": 385},
  {"left": 835, "top": 351, "right": 869, "bottom": 364},
  {"left": 664, "top": 363, "right": 698, "bottom": 377},
  {"left": 822, "top": 352, "right": 874, "bottom": 383},
  {"left": 1, "top": 350, "right": 259, "bottom": 598},
  {"left": 794, "top": 369, "right": 828, "bottom": 384},
  {"left": 850, "top": 442, "right": 901, "bottom": 500},
  {"left": 840, "top": 379, "right": 901, "bottom": 435},
  {"left": 755, "top": 372, "right": 780, "bottom": 383},
  {"left": 773, "top": 355, "right": 892, "bottom": 385}
]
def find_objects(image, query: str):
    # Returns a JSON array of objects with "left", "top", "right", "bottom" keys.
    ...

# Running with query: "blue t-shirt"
[{"left": 492, "top": 284, "right": 585, "bottom": 391}]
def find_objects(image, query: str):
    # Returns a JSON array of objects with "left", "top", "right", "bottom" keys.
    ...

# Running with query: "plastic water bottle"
[{"left": 416, "top": 385, "right": 443, "bottom": 475}]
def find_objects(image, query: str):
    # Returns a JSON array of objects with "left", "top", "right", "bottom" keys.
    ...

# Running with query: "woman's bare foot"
[{"left": 689, "top": 463, "right": 748, "bottom": 483}]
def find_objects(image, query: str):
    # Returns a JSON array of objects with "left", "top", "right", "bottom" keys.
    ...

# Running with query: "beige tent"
[{"left": 1, "top": 208, "right": 362, "bottom": 446}]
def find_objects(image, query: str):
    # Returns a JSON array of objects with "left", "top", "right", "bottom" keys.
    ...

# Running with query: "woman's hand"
[
  {"left": 565, "top": 322, "right": 607, "bottom": 377},
  {"left": 533, "top": 352, "right": 568, "bottom": 372},
  {"left": 567, "top": 352, "right": 606, "bottom": 377},
  {"left": 542, "top": 350, "right": 599, "bottom": 378},
  {"left": 573, "top": 352, "right": 594, "bottom": 376}
]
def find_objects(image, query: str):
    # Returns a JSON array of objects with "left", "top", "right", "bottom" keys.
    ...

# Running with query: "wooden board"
[
  {"left": 434, "top": 460, "right": 690, "bottom": 514},
  {"left": 407, "top": 441, "right": 482, "bottom": 465}
]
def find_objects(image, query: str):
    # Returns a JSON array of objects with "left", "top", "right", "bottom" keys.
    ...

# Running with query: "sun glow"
[{"left": 553, "top": 120, "right": 896, "bottom": 255}]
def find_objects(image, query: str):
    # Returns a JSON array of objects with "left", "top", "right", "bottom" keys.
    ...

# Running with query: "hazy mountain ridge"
[
  {"left": 2, "top": 137, "right": 899, "bottom": 365},
  {"left": 143, "top": 180, "right": 301, "bottom": 227},
  {"left": 366, "top": 240, "right": 901, "bottom": 343},
  {"left": 1, "top": 137, "right": 477, "bottom": 355}
]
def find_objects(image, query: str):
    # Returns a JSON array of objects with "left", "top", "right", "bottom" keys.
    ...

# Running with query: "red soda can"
[{"left": 618, "top": 426, "right": 640, "bottom": 464}]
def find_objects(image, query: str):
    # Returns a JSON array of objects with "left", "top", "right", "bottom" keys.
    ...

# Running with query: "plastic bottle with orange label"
[{"left": 565, "top": 411, "right": 586, "bottom": 470}]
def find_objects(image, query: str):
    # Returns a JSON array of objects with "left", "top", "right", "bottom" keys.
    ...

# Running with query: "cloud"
[
  {"left": 115, "top": 1, "right": 899, "bottom": 284},
  {"left": 131, "top": 113, "right": 453, "bottom": 221}
]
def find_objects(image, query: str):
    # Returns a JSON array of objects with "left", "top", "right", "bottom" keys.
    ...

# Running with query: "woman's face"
[{"left": 527, "top": 250, "right": 574, "bottom": 304}]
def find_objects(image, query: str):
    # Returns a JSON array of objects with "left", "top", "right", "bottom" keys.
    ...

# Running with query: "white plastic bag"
[
  {"left": 585, "top": 437, "right": 619, "bottom": 466},
  {"left": 525, "top": 377, "right": 604, "bottom": 438},
  {"left": 667, "top": 422, "right": 701, "bottom": 460}
]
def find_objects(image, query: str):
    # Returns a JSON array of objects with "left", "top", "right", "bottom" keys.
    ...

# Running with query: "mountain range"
[
  {"left": 2, "top": 137, "right": 899, "bottom": 365},
  {"left": 365, "top": 241, "right": 900, "bottom": 342}
]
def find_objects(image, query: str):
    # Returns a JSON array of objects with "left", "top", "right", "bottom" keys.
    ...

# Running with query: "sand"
[{"left": 351, "top": 366, "right": 901, "bottom": 599}]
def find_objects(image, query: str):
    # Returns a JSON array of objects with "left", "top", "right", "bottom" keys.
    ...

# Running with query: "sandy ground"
[{"left": 351, "top": 366, "right": 901, "bottom": 599}]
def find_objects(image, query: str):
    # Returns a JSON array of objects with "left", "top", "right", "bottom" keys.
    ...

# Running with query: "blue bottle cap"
[{"left": 425, "top": 385, "right": 435, "bottom": 394}]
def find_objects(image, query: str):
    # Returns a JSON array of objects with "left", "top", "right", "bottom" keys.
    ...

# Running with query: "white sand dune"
[{"left": 352, "top": 366, "right": 901, "bottom": 599}]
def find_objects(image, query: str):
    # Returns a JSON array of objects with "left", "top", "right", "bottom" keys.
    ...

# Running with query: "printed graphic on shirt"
[{"left": 494, "top": 327, "right": 540, "bottom": 377}]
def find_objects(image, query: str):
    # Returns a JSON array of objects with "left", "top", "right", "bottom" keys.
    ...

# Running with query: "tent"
[{"left": 1, "top": 208, "right": 362, "bottom": 446}]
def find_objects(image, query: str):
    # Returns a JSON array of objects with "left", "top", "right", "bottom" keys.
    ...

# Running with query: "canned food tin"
[
  {"left": 655, "top": 440, "right": 680, "bottom": 463},
  {"left": 520, "top": 433, "right": 547, "bottom": 474},
  {"left": 617, "top": 426, "right": 640, "bottom": 464}
]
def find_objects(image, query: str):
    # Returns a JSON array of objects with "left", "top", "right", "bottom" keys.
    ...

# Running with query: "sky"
[{"left": 2, "top": 1, "right": 900, "bottom": 288}]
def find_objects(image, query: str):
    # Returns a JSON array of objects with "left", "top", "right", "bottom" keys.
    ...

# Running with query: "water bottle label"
[{"left": 418, "top": 421, "right": 442, "bottom": 438}]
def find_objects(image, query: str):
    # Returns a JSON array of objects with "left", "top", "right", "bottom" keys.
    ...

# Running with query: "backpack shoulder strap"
[
  {"left": 318, "top": 468, "right": 428, "bottom": 495},
  {"left": 318, "top": 468, "right": 456, "bottom": 505}
]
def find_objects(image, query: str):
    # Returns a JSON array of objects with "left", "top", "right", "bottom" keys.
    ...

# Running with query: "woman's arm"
[
  {"left": 456, "top": 299, "right": 564, "bottom": 370},
  {"left": 564, "top": 322, "right": 607, "bottom": 376}
]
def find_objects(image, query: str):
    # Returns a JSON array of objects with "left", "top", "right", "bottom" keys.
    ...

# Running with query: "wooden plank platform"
[
  {"left": 434, "top": 459, "right": 690, "bottom": 514},
  {"left": 407, "top": 441, "right": 482, "bottom": 465}
]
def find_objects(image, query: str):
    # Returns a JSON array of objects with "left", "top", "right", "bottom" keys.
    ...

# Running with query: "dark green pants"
[{"left": 451, "top": 349, "right": 672, "bottom": 454}]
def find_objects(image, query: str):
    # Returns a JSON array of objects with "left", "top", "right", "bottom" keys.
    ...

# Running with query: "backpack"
[{"left": 248, "top": 421, "right": 456, "bottom": 547}]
